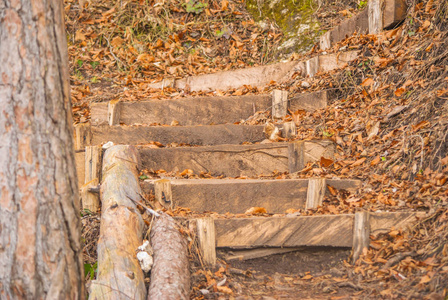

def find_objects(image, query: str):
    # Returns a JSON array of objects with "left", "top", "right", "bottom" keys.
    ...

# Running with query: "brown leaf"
[
  {"left": 412, "top": 120, "right": 430, "bottom": 131},
  {"left": 394, "top": 88, "right": 406, "bottom": 97},
  {"left": 217, "top": 286, "right": 233, "bottom": 294},
  {"left": 361, "top": 78, "right": 374, "bottom": 87},
  {"left": 351, "top": 157, "right": 366, "bottom": 167},
  {"left": 245, "top": 207, "right": 267, "bottom": 215},
  {"left": 320, "top": 157, "right": 334, "bottom": 168},
  {"left": 371, "top": 156, "right": 381, "bottom": 166}
]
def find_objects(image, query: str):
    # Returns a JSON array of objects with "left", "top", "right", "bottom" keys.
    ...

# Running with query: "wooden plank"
[
  {"left": 282, "top": 122, "right": 296, "bottom": 138},
  {"left": 84, "top": 145, "right": 102, "bottom": 184},
  {"left": 172, "top": 61, "right": 302, "bottom": 92},
  {"left": 272, "top": 90, "right": 288, "bottom": 119},
  {"left": 90, "top": 124, "right": 266, "bottom": 147},
  {"left": 91, "top": 95, "right": 271, "bottom": 126},
  {"left": 369, "top": 212, "right": 425, "bottom": 237},
  {"left": 107, "top": 99, "right": 121, "bottom": 126},
  {"left": 352, "top": 211, "right": 370, "bottom": 263},
  {"left": 154, "top": 179, "right": 172, "bottom": 209},
  {"left": 318, "top": 51, "right": 359, "bottom": 73},
  {"left": 288, "top": 142, "right": 304, "bottom": 173},
  {"left": 289, "top": 90, "right": 328, "bottom": 112},
  {"left": 138, "top": 141, "right": 334, "bottom": 177},
  {"left": 368, "top": 0, "right": 383, "bottom": 34},
  {"left": 141, "top": 178, "right": 362, "bottom": 214},
  {"left": 306, "top": 178, "right": 326, "bottom": 209},
  {"left": 73, "top": 123, "right": 91, "bottom": 151},
  {"left": 81, "top": 178, "right": 100, "bottom": 213},
  {"left": 75, "top": 152, "right": 85, "bottom": 189},
  {"left": 214, "top": 215, "right": 355, "bottom": 248},
  {"left": 383, "top": 0, "right": 408, "bottom": 29},
  {"left": 196, "top": 218, "right": 217, "bottom": 266},
  {"left": 306, "top": 56, "right": 319, "bottom": 77}
]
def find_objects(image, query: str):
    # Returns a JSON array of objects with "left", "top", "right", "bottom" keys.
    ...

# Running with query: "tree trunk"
[
  {"left": 0, "top": 0, "right": 84, "bottom": 298},
  {"left": 89, "top": 145, "right": 146, "bottom": 300},
  {"left": 148, "top": 213, "right": 190, "bottom": 300}
]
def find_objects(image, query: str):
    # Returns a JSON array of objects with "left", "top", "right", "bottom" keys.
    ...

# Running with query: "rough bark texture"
[
  {"left": 148, "top": 213, "right": 190, "bottom": 300},
  {"left": 0, "top": 0, "right": 84, "bottom": 298},
  {"left": 90, "top": 145, "right": 146, "bottom": 300}
]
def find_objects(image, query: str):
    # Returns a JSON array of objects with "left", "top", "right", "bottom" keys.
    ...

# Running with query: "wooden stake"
[
  {"left": 306, "top": 56, "right": 319, "bottom": 77},
  {"left": 352, "top": 211, "right": 371, "bottom": 264},
  {"left": 272, "top": 90, "right": 288, "bottom": 119},
  {"left": 74, "top": 123, "right": 91, "bottom": 151},
  {"left": 282, "top": 121, "right": 297, "bottom": 138},
  {"left": 368, "top": 0, "right": 383, "bottom": 34},
  {"left": 84, "top": 145, "right": 102, "bottom": 184},
  {"left": 288, "top": 141, "right": 304, "bottom": 173},
  {"left": 80, "top": 178, "right": 100, "bottom": 213},
  {"left": 306, "top": 178, "right": 326, "bottom": 210},
  {"left": 107, "top": 99, "right": 121, "bottom": 126},
  {"left": 320, "top": 31, "right": 331, "bottom": 51},
  {"left": 154, "top": 179, "right": 173, "bottom": 209},
  {"left": 197, "top": 218, "right": 216, "bottom": 267}
]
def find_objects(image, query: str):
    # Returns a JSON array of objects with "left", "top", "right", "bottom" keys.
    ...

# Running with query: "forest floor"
[{"left": 66, "top": 0, "right": 448, "bottom": 298}]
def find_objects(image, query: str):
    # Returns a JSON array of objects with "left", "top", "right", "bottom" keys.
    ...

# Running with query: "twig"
[{"left": 127, "top": 196, "right": 160, "bottom": 217}]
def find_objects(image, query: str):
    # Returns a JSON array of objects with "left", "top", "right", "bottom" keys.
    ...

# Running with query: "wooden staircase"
[{"left": 74, "top": 0, "right": 420, "bottom": 296}]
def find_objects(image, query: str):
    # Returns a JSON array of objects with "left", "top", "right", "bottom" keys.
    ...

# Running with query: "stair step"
[
  {"left": 211, "top": 212, "right": 423, "bottom": 249},
  {"left": 138, "top": 140, "right": 334, "bottom": 177},
  {"left": 90, "top": 91, "right": 328, "bottom": 127},
  {"left": 148, "top": 52, "right": 359, "bottom": 92},
  {"left": 74, "top": 124, "right": 266, "bottom": 151},
  {"left": 141, "top": 178, "right": 361, "bottom": 214},
  {"left": 320, "top": 0, "right": 407, "bottom": 50}
]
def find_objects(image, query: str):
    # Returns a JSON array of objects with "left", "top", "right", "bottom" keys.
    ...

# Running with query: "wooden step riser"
[
  {"left": 90, "top": 91, "right": 328, "bottom": 127},
  {"left": 141, "top": 179, "right": 361, "bottom": 214},
  {"left": 138, "top": 141, "right": 334, "bottom": 177},
  {"left": 320, "top": 0, "right": 407, "bottom": 50},
  {"left": 192, "top": 212, "right": 425, "bottom": 265},
  {"left": 74, "top": 124, "right": 266, "bottom": 151},
  {"left": 148, "top": 52, "right": 358, "bottom": 92}
]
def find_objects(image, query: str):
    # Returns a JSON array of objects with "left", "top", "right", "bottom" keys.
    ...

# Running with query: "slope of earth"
[{"left": 70, "top": 0, "right": 448, "bottom": 299}]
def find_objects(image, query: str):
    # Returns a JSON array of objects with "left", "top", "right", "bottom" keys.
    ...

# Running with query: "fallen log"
[
  {"left": 90, "top": 145, "right": 146, "bottom": 300},
  {"left": 147, "top": 213, "right": 190, "bottom": 300}
]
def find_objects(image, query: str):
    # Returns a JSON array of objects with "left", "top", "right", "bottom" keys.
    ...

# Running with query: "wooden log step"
[
  {"left": 91, "top": 95, "right": 271, "bottom": 126},
  {"left": 321, "top": 0, "right": 407, "bottom": 50},
  {"left": 148, "top": 52, "right": 359, "bottom": 92},
  {"left": 76, "top": 124, "right": 266, "bottom": 150},
  {"left": 214, "top": 212, "right": 423, "bottom": 249},
  {"left": 141, "top": 178, "right": 361, "bottom": 214},
  {"left": 138, "top": 140, "right": 335, "bottom": 177}
]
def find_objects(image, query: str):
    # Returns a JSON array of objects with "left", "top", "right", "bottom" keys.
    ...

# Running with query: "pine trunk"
[{"left": 0, "top": 0, "right": 84, "bottom": 298}]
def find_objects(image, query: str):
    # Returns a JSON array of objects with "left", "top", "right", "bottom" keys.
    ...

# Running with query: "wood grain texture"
[
  {"left": 214, "top": 215, "right": 355, "bottom": 248},
  {"left": 370, "top": 212, "right": 426, "bottom": 237},
  {"left": 84, "top": 145, "right": 102, "bottom": 184},
  {"left": 154, "top": 179, "right": 172, "bottom": 209},
  {"left": 90, "top": 124, "right": 266, "bottom": 146},
  {"left": 142, "top": 178, "right": 362, "bottom": 214},
  {"left": 139, "top": 141, "right": 334, "bottom": 177},
  {"left": 148, "top": 213, "right": 190, "bottom": 300},
  {"left": 75, "top": 152, "right": 86, "bottom": 190},
  {"left": 369, "top": 0, "right": 383, "bottom": 34},
  {"left": 91, "top": 95, "right": 271, "bottom": 126},
  {"left": 81, "top": 178, "right": 100, "bottom": 213},
  {"left": 196, "top": 218, "right": 217, "bottom": 266},
  {"left": 107, "top": 99, "right": 121, "bottom": 126},
  {"left": 306, "top": 178, "right": 326, "bottom": 209},
  {"left": 90, "top": 145, "right": 146, "bottom": 300},
  {"left": 318, "top": 51, "right": 359, "bottom": 73},
  {"left": 352, "top": 211, "right": 371, "bottom": 263},
  {"left": 289, "top": 90, "right": 328, "bottom": 112},
  {"left": 272, "top": 90, "right": 288, "bottom": 119}
]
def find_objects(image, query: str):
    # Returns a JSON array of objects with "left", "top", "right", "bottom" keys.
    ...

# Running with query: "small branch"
[{"left": 127, "top": 196, "right": 160, "bottom": 217}]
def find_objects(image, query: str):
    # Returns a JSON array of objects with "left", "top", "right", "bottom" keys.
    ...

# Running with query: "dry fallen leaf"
[{"left": 245, "top": 207, "right": 267, "bottom": 215}]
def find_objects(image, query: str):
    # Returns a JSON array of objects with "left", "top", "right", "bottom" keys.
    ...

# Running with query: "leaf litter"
[{"left": 72, "top": 0, "right": 448, "bottom": 298}]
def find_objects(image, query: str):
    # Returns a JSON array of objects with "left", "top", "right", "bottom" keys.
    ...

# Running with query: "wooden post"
[
  {"left": 84, "top": 145, "right": 102, "bottom": 184},
  {"left": 368, "top": 0, "right": 383, "bottom": 34},
  {"left": 107, "top": 99, "right": 121, "bottom": 126},
  {"left": 306, "top": 56, "right": 319, "bottom": 77},
  {"left": 282, "top": 121, "right": 297, "bottom": 138},
  {"left": 197, "top": 218, "right": 216, "bottom": 267},
  {"left": 352, "top": 211, "right": 371, "bottom": 264},
  {"left": 89, "top": 145, "right": 146, "bottom": 299},
  {"left": 80, "top": 178, "right": 100, "bottom": 213},
  {"left": 161, "top": 77, "right": 175, "bottom": 89},
  {"left": 272, "top": 90, "right": 288, "bottom": 119},
  {"left": 288, "top": 141, "right": 304, "bottom": 173},
  {"left": 320, "top": 31, "right": 331, "bottom": 51},
  {"left": 306, "top": 178, "right": 326, "bottom": 210},
  {"left": 74, "top": 123, "right": 91, "bottom": 151},
  {"left": 154, "top": 179, "right": 173, "bottom": 209}
]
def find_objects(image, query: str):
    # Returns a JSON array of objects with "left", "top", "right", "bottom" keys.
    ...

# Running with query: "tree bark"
[
  {"left": 89, "top": 145, "right": 146, "bottom": 300},
  {"left": 0, "top": 0, "right": 84, "bottom": 298},
  {"left": 148, "top": 213, "right": 190, "bottom": 300}
]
